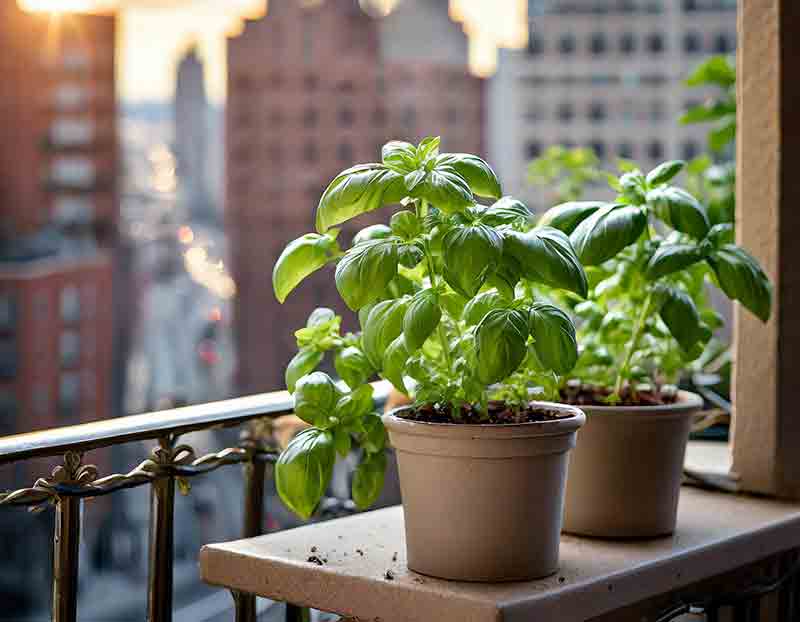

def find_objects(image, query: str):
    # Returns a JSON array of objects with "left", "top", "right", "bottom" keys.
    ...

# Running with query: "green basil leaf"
[
  {"left": 335, "top": 239, "right": 398, "bottom": 310},
  {"left": 442, "top": 224, "right": 503, "bottom": 298},
  {"left": 659, "top": 287, "right": 712, "bottom": 359},
  {"left": 382, "top": 140, "right": 418, "bottom": 172},
  {"left": 680, "top": 101, "right": 735, "bottom": 125},
  {"left": 475, "top": 308, "right": 529, "bottom": 384},
  {"left": 462, "top": 289, "right": 505, "bottom": 326},
  {"left": 275, "top": 428, "right": 335, "bottom": 519},
  {"left": 646, "top": 186, "right": 710, "bottom": 239},
  {"left": 528, "top": 302, "right": 578, "bottom": 375},
  {"left": 333, "top": 427, "right": 352, "bottom": 458},
  {"left": 646, "top": 160, "right": 685, "bottom": 187},
  {"left": 403, "top": 289, "right": 442, "bottom": 351},
  {"left": 397, "top": 244, "right": 424, "bottom": 268},
  {"left": 439, "top": 290, "right": 467, "bottom": 318},
  {"left": 360, "top": 412, "right": 386, "bottom": 454},
  {"left": 334, "top": 384, "right": 375, "bottom": 423},
  {"left": 620, "top": 170, "right": 647, "bottom": 204},
  {"left": 477, "top": 196, "right": 534, "bottom": 227},
  {"left": 390, "top": 210, "right": 421, "bottom": 240},
  {"left": 487, "top": 251, "right": 522, "bottom": 300},
  {"left": 410, "top": 165, "right": 473, "bottom": 214},
  {"left": 285, "top": 349, "right": 324, "bottom": 393},
  {"left": 334, "top": 346, "right": 373, "bottom": 390},
  {"left": 306, "top": 307, "right": 337, "bottom": 328},
  {"left": 538, "top": 201, "right": 605, "bottom": 234},
  {"left": 353, "top": 224, "right": 392, "bottom": 246},
  {"left": 436, "top": 153, "right": 502, "bottom": 199},
  {"left": 707, "top": 223, "right": 734, "bottom": 247},
  {"left": 417, "top": 136, "right": 441, "bottom": 162},
  {"left": 709, "top": 119, "right": 736, "bottom": 153},
  {"left": 352, "top": 450, "right": 386, "bottom": 510},
  {"left": 316, "top": 164, "right": 405, "bottom": 233},
  {"left": 273, "top": 233, "right": 338, "bottom": 303},
  {"left": 570, "top": 203, "right": 647, "bottom": 266},
  {"left": 404, "top": 169, "right": 426, "bottom": 192},
  {"left": 504, "top": 227, "right": 588, "bottom": 297},
  {"left": 645, "top": 243, "right": 706, "bottom": 280},
  {"left": 383, "top": 334, "right": 410, "bottom": 393},
  {"left": 362, "top": 298, "right": 409, "bottom": 369},
  {"left": 293, "top": 371, "right": 342, "bottom": 427},
  {"left": 708, "top": 245, "right": 772, "bottom": 322},
  {"left": 686, "top": 55, "right": 736, "bottom": 88}
]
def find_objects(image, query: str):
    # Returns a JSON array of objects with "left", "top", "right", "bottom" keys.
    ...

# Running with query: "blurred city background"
[{"left": 0, "top": 0, "right": 735, "bottom": 618}]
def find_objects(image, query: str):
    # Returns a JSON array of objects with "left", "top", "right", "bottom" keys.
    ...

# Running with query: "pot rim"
[
  {"left": 383, "top": 400, "right": 585, "bottom": 439},
  {"left": 570, "top": 389, "right": 703, "bottom": 416}
]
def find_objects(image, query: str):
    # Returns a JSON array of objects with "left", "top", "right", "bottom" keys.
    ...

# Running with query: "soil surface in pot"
[
  {"left": 399, "top": 401, "right": 569, "bottom": 424},
  {"left": 559, "top": 384, "right": 679, "bottom": 407}
]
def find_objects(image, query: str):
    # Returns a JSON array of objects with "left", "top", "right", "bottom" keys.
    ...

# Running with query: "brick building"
[
  {"left": 0, "top": 3, "right": 117, "bottom": 442},
  {"left": 226, "top": 0, "right": 485, "bottom": 393}
]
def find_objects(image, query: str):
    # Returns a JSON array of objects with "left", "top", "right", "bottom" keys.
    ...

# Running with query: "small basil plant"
[
  {"left": 270, "top": 137, "right": 588, "bottom": 518},
  {"left": 524, "top": 159, "right": 771, "bottom": 403}
]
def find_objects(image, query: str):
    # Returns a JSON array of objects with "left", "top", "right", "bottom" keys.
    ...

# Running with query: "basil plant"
[
  {"left": 518, "top": 159, "right": 771, "bottom": 403},
  {"left": 270, "top": 137, "right": 588, "bottom": 518}
]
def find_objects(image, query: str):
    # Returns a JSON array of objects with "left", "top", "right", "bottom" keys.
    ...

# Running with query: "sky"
[{"left": 118, "top": 0, "right": 265, "bottom": 104}]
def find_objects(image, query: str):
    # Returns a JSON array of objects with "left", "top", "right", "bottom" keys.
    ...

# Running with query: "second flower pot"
[
  {"left": 383, "top": 403, "right": 585, "bottom": 582},
  {"left": 562, "top": 390, "right": 703, "bottom": 538}
]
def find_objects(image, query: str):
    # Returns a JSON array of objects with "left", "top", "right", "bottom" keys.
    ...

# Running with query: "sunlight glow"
[{"left": 17, "top": 0, "right": 115, "bottom": 14}]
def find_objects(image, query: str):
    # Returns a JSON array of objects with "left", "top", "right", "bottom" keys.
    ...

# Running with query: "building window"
[
  {"left": 589, "top": 32, "right": 607, "bottom": 56},
  {"left": 683, "top": 0, "right": 698, "bottom": 10},
  {"left": 372, "top": 107, "right": 387, "bottom": 127},
  {"left": 557, "top": 102, "right": 575, "bottom": 122},
  {"left": 401, "top": 106, "right": 417, "bottom": 128},
  {"left": 445, "top": 107, "right": 458, "bottom": 124},
  {"left": 647, "top": 140, "right": 665, "bottom": 160},
  {"left": 684, "top": 32, "right": 703, "bottom": 54},
  {"left": 304, "top": 74, "right": 319, "bottom": 91},
  {"left": 650, "top": 101, "right": 665, "bottom": 121},
  {"left": 588, "top": 101, "right": 607, "bottom": 123},
  {"left": 303, "top": 107, "right": 318, "bottom": 128},
  {"left": 50, "top": 119, "right": 94, "bottom": 148},
  {"left": 0, "top": 392, "right": 17, "bottom": 435},
  {"left": 60, "top": 372, "right": 81, "bottom": 421},
  {"left": 528, "top": 32, "right": 544, "bottom": 56},
  {"left": 303, "top": 142, "right": 318, "bottom": 164},
  {"left": 0, "top": 338, "right": 16, "bottom": 379},
  {"left": 525, "top": 141, "right": 542, "bottom": 159},
  {"left": 60, "top": 331, "right": 80, "bottom": 367},
  {"left": 51, "top": 157, "right": 95, "bottom": 189},
  {"left": 589, "top": 140, "right": 606, "bottom": 160},
  {"left": 53, "top": 196, "right": 93, "bottom": 226},
  {"left": 269, "top": 109, "right": 284, "bottom": 125},
  {"left": 337, "top": 143, "right": 354, "bottom": 163},
  {"left": 558, "top": 34, "right": 576, "bottom": 55},
  {"left": 61, "top": 286, "right": 80, "bottom": 323},
  {"left": 619, "top": 32, "right": 636, "bottom": 55},
  {"left": 0, "top": 295, "right": 15, "bottom": 331},
  {"left": 713, "top": 32, "right": 734, "bottom": 54},
  {"left": 646, "top": 33, "right": 666, "bottom": 54},
  {"left": 338, "top": 107, "right": 355, "bottom": 127},
  {"left": 682, "top": 140, "right": 701, "bottom": 161},
  {"left": 617, "top": 142, "right": 634, "bottom": 159}
]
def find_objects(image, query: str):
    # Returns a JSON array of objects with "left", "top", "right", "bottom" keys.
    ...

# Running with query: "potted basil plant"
[
  {"left": 516, "top": 159, "right": 771, "bottom": 537},
  {"left": 272, "top": 137, "right": 588, "bottom": 581}
]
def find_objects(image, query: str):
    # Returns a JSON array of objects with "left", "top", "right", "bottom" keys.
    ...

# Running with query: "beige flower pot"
[
  {"left": 562, "top": 390, "right": 703, "bottom": 538},
  {"left": 382, "top": 403, "right": 585, "bottom": 582}
]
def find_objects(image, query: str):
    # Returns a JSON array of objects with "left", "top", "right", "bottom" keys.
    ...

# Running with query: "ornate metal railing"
[{"left": 0, "top": 383, "right": 390, "bottom": 622}]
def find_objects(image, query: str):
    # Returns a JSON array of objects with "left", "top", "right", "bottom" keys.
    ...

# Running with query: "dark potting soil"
[
  {"left": 559, "top": 384, "right": 679, "bottom": 407},
  {"left": 399, "top": 401, "right": 570, "bottom": 425}
]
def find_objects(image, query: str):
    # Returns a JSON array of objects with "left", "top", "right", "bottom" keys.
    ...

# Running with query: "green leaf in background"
[
  {"left": 360, "top": 413, "right": 386, "bottom": 454},
  {"left": 685, "top": 55, "right": 736, "bottom": 89},
  {"left": 381, "top": 140, "right": 418, "bottom": 172},
  {"left": 403, "top": 289, "right": 441, "bottom": 351},
  {"left": 285, "top": 349, "right": 324, "bottom": 392},
  {"left": 680, "top": 101, "right": 736, "bottom": 125},
  {"left": 273, "top": 233, "right": 339, "bottom": 303},
  {"left": 390, "top": 210, "right": 421, "bottom": 240},
  {"left": 707, "top": 223, "right": 734, "bottom": 247},
  {"left": 475, "top": 308, "right": 530, "bottom": 384},
  {"left": 293, "top": 371, "right": 342, "bottom": 427},
  {"left": 537, "top": 201, "right": 605, "bottom": 234},
  {"left": 504, "top": 227, "right": 588, "bottom": 297},
  {"left": 645, "top": 243, "right": 706, "bottom": 280},
  {"left": 619, "top": 170, "right": 647, "bottom": 204},
  {"left": 646, "top": 160, "right": 685, "bottom": 187},
  {"left": 410, "top": 165, "right": 473, "bottom": 214},
  {"left": 316, "top": 164, "right": 406, "bottom": 233},
  {"left": 362, "top": 298, "right": 409, "bottom": 369},
  {"left": 659, "top": 287, "right": 712, "bottom": 359},
  {"left": 334, "top": 346, "right": 373, "bottom": 390},
  {"left": 708, "top": 245, "right": 772, "bottom": 322},
  {"left": 352, "top": 450, "right": 387, "bottom": 510},
  {"left": 442, "top": 224, "right": 503, "bottom": 298},
  {"left": 275, "top": 428, "right": 336, "bottom": 520},
  {"left": 306, "top": 307, "right": 336, "bottom": 328},
  {"left": 570, "top": 203, "right": 647, "bottom": 265},
  {"left": 647, "top": 186, "right": 710, "bottom": 239},
  {"left": 383, "top": 334, "right": 410, "bottom": 393},
  {"left": 352, "top": 224, "right": 392, "bottom": 246},
  {"left": 709, "top": 119, "right": 736, "bottom": 153},
  {"left": 462, "top": 289, "right": 505, "bottom": 326},
  {"left": 436, "top": 153, "right": 502, "bottom": 199},
  {"left": 528, "top": 302, "right": 578, "bottom": 375},
  {"left": 477, "top": 196, "right": 534, "bottom": 228},
  {"left": 334, "top": 384, "right": 375, "bottom": 423},
  {"left": 335, "top": 239, "right": 398, "bottom": 310},
  {"left": 333, "top": 427, "right": 352, "bottom": 458}
]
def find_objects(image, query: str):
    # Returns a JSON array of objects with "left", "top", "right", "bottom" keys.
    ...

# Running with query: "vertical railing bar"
[
  {"left": 747, "top": 596, "right": 760, "bottom": 622},
  {"left": 147, "top": 438, "right": 176, "bottom": 622},
  {"left": 705, "top": 605, "right": 719, "bottom": 622},
  {"left": 236, "top": 435, "right": 266, "bottom": 622},
  {"left": 52, "top": 495, "right": 81, "bottom": 622},
  {"left": 285, "top": 603, "right": 310, "bottom": 622}
]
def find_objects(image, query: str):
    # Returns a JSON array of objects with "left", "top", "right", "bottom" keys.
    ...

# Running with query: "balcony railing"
[{"left": 0, "top": 382, "right": 390, "bottom": 622}]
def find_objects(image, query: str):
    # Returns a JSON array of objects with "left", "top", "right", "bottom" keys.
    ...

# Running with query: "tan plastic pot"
[
  {"left": 383, "top": 403, "right": 585, "bottom": 582},
  {"left": 562, "top": 390, "right": 703, "bottom": 538}
]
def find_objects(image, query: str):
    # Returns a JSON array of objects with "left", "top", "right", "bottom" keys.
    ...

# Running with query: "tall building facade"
[
  {"left": 227, "top": 0, "right": 484, "bottom": 393},
  {"left": 0, "top": 4, "right": 117, "bottom": 440},
  {"left": 488, "top": 0, "right": 736, "bottom": 208}
]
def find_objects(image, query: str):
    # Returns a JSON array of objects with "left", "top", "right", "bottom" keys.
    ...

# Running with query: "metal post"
[
  {"left": 147, "top": 474, "right": 175, "bottom": 622},
  {"left": 237, "top": 456, "right": 266, "bottom": 622},
  {"left": 52, "top": 495, "right": 81, "bottom": 622},
  {"left": 286, "top": 604, "right": 310, "bottom": 622}
]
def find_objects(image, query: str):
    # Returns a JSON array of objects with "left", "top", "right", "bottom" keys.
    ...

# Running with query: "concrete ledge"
[{"left": 200, "top": 488, "right": 800, "bottom": 622}]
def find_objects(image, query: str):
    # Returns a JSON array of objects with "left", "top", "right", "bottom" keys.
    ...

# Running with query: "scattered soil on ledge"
[
  {"left": 559, "top": 385, "right": 679, "bottom": 407},
  {"left": 400, "top": 401, "right": 570, "bottom": 424}
]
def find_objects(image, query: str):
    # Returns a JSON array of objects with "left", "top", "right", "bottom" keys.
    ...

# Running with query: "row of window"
[
  {"left": 528, "top": 30, "right": 735, "bottom": 57},
  {"left": 233, "top": 72, "right": 472, "bottom": 94},
  {"left": 539, "top": 0, "right": 734, "bottom": 13},
  {"left": 525, "top": 100, "right": 671, "bottom": 124},
  {"left": 525, "top": 138, "right": 702, "bottom": 162}
]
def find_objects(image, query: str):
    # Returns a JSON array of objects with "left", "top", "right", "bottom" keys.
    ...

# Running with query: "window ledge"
[{"left": 200, "top": 488, "right": 800, "bottom": 622}]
